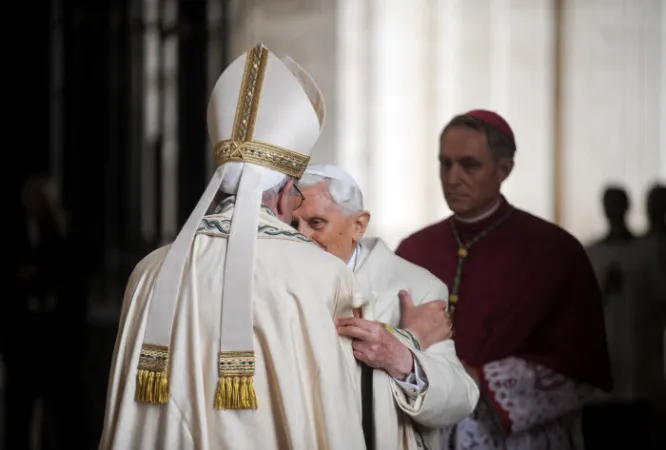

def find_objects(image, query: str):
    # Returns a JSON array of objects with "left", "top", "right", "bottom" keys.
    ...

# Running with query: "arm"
[
  {"left": 390, "top": 338, "right": 479, "bottom": 428},
  {"left": 391, "top": 355, "right": 428, "bottom": 400},
  {"left": 471, "top": 356, "right": 595, "bottom": 435},
  {"left": 390, "top": 279, "right": 479, "bottom": 427}
]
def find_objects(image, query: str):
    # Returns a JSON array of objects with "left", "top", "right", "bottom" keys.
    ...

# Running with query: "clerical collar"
[
  {"left": 347, "top": 243, "right": 361, "bottom": 271},
  {"left": 455, "top": 200, "right": 501, "bottom": 224},
  {"left": 451, "top": 196, "right": 513, "bottom": 238}
]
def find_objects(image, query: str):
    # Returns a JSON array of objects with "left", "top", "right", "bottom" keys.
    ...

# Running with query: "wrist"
[
  {"left": 389, "top": 346, "right": 414, "bottom": 380},
  {"left": 405, "top": 328, "right": 425, "bottom": 350}
]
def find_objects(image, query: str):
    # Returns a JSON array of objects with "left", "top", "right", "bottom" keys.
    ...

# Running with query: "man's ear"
[
  {"left": 352, "top": 210, "right": 371, "bottom": 243},
  {"left": 497, "top": 158, "right": 514, "bottom": 183},
  {"left": 276, "top": 179, "right": 294, "bottom": 216}
]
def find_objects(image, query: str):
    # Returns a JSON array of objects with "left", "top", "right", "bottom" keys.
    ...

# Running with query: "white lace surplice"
[{"left": 440, "top": 357, "right": 596, "bottom": 450}]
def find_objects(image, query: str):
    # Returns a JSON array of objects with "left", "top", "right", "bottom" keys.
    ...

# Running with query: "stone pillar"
[
  {"left": 561, "top": 0, "right": 666, "bottom": 242},
  {"left": 177, "top": 0, "right": 208, "bottom": 228},
  {"left": 431, "top": 0, "right": 555, "bottom": 226},
  {"left": 362, "top": 0, "right": 433, "bottom": 246},
  {"left": 662, "top": 1, "right": 666, "bottom": 180}
]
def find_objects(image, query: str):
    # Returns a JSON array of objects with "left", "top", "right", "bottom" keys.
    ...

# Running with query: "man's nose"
[
  {"left": 444, "top": 164, "right": 462, "bottom": 186},
  {"left": 297, "top": 221, "right": 311, "bottom": 237}
]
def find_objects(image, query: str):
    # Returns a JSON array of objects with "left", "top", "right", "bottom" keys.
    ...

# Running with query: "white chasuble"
[{"left": 99, "top": 202, "right": 366, "bottom": 450}]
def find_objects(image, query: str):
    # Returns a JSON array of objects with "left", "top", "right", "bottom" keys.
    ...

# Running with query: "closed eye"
[{"left": 309, "top": 218, "right": 326, "bottom": 230}]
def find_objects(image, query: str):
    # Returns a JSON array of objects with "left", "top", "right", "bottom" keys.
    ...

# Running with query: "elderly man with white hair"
[{"left": 294, "top": 163, "right": 479, "bottom": 450}]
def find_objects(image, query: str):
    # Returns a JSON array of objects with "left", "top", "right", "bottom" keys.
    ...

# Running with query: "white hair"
[{"left": 299, "top": 165, "right": 364, "bottom": 216}]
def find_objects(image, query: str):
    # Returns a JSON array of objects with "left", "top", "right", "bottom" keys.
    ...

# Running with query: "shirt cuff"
[{"left": 393, "top": 355, "right": 428, "bottom": 399}]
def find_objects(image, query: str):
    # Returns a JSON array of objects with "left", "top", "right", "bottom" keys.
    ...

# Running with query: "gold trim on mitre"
[{"left": 213, "top": 44, "right": 310, "bottom": 179}]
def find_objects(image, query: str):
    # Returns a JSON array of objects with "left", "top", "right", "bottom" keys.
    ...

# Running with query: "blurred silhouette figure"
[
  {"left": 584, "top": 186, "right": 641, "bottom": 449},
  {"left": 601, "top": 186, "right": 636, "bottom": 244},
  {"left": 589, "top": 187, "right": 635, "bottom": 301},
  {"left": 585, "top": 183, "right": 666, "bottom": 450},
  {"left": 630, "top": 183, "right": 666, "bottom": 449},
  {"left": 2, "top": 173, "right": 87, "bottom": 450},
  {"left": 644, "top": 184, "right": 666, "bottom": 238}
]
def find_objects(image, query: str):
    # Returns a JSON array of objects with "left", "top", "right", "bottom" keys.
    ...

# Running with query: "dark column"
[
  {"left": 177, "top": 0, "right": 208, "bottom": 227},
  {"left": 61, "top": 0, "right": 141, "bottom": 276},
  {"left": 11, "top": 1, "right": 50, "bottom": 193},
  {"left": 126, "top": 0, "right": 145, "bottom": 249},
  {"left": 61, "top": 0, "right": 113, "bottom": 249}
]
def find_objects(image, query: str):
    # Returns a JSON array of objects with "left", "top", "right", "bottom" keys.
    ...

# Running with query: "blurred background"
[{"left": 3, "top": 0, "right": 664, "bottom": 449}]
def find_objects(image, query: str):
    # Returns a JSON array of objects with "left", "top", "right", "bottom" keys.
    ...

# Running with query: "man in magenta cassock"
[{"left": 395, "top": 110, "right": 612, "bottom": 450}]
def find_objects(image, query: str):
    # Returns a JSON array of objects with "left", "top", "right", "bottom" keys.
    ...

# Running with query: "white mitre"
[{"left": 136, "top": 43, "right": 326, "bottom": 410}]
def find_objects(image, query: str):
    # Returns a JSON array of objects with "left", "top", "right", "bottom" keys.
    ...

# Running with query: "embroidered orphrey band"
[
  {"left": 138, "top": 343, "right": 170, "bottom": 372},
  {"left": 214, "top": 140, "right": 310, "bottom": 179},
  {"left": 214, "top": 350, "right": 258, "bottom": 410},
  {"left": 218, "top": 350, "right": 256, "bottom": 377},
  {"left": 213, "top": 43, "right": 311, "bottom": 179},
  {"left": 136, "top": 343, "right": 170, "bottom": 403}
]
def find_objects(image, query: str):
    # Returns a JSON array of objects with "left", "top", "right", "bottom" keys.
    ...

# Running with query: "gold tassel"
[
  {"left": 215, "top": 351, "right": 258, "bottom": 410},
  {"left": 135, "top": 343, "right": 170, "bottom": 404}
]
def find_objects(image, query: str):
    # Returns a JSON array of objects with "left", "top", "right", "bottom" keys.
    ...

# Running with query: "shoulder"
[
  {"left": 390, "top": 246, "right": 446, "bottom": 284},
  {"left": 363, "top": 237, "right": 448, "bottom": 303},
  {"left": 129, "top": 244, "right": 171, "bottom": 284},
  {"left": 391, "top": 252, "right": 449, "bottom": 303},
  {"left": 514, "top": 208, "right": 590, "bottom": 263},
  {"left": 259, "top": 238, "right": 354, "bottom": 286},
  {"left": 395, "top": 219, "right": 449, "bottom": 253},
  {"left": 257, "top": 239, "right": 355, "bottom": 316}
]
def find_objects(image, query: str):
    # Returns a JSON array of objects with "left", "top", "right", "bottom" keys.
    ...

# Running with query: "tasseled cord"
[
  {"left": 136, "top": 368, "right": 169, "bottom": 403},
  {"left": 215, "top": 350, "right": 258, "bottom": 410},
  {"left": 135, "top": 343, "right": 170, "bottom": 404},
  {"left": 214, "top": 375, "right": 258, "bottom": 409}
]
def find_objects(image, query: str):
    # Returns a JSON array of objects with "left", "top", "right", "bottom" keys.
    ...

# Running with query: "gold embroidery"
[
  {"left": 213, "top": 43, "right": 311, "bottom": 179},
  {"left": 214, "top": 139, "right": 310, "bottom": 179},
  {"left": 214, "top": 351, "right": 258, "bottom": 410},
  {"left": 232, "top": 44, "right": 268, "bottom": 142},
  {"left": 217, "top": 350, "right": 256, "bottom": 377},
  {"left": 136, "top": 343, "right": 170, "bottom": 404}
]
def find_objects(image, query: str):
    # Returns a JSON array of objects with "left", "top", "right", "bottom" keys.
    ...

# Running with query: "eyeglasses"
[{"left": 292, "top": 184, "right": 305, "bottom": 210}]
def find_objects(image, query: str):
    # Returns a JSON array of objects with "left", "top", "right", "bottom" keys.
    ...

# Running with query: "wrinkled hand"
[
  {"left": 336, "top": 310, "right": 414, "bottom": 380},
  {"left": 398, "top": 290, "right": 452, "bottom": 351}
]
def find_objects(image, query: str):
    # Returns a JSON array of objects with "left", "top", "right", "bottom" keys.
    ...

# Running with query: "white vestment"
[
  {"left": 99, "top": 201, "right": 366, "bottom": 450},
  {"left": 354, "top": 237, "right": 480, "bottom": 450}
]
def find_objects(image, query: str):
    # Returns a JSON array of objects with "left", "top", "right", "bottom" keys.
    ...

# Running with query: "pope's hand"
[
  {"left": 336, "top": 310, "right": 414, "bottom": 380},
  {"left": 398, "top": 290, "right": 452, "bottom": 351}
]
